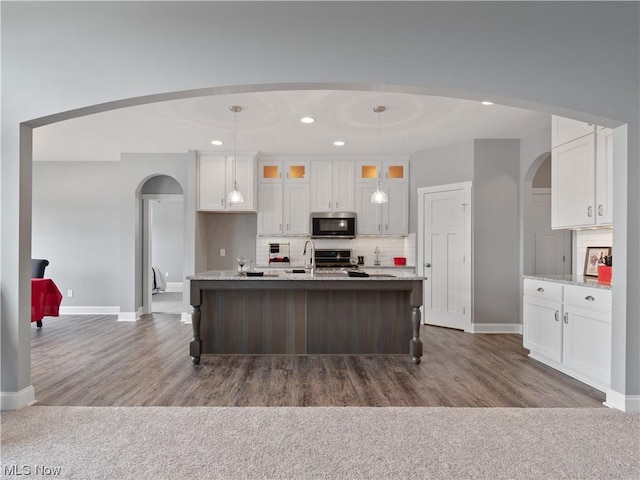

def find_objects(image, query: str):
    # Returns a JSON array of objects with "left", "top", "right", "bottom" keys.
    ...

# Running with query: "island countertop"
[{"left": 189, "top": 269, "right": 422, "bottom": 281}]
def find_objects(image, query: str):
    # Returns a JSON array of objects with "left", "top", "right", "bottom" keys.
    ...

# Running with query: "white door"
[
  {"left": 257, "top": 182, "right": 283, "bottom": 235},
  {"left": 332, "top": 161, "right": 355, "bottom": 212},
  {"left": 418, "top": 183, "right": 471, "bottom": 331},
  {"left": 310, "top": 160, "right": 333, "bottom": 212},
  {"left": 284, "top": 183, "right": 310, "bottom": 235}
]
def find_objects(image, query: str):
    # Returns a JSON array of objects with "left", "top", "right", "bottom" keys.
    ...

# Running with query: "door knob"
[{"left": 424, "top": 263, "right": 431, "bottom": 268}]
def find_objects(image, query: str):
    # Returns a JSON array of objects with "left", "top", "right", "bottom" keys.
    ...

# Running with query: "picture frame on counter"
[{"left": 584, "top": 246, "right": 612, "bottom": 277}]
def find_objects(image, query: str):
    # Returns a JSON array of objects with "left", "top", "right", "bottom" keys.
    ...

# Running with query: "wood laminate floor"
[{"left": 31, "top": 314, "right": 606, "bottom": 407}]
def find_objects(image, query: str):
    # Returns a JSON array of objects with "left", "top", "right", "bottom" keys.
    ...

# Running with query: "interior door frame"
[
  {"left": 142, "top": 193, "right": 184, "bottom": 315},
  {"left": 417, "top": 181, "right": 473, "bottom": 332}
]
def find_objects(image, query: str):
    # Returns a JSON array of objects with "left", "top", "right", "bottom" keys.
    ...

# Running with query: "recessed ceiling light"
[
  {"left": 210, "top": 140, "right": 223, "bottom": 146},
  {"left": 481, "top": 101, "right": 494, "bottom": 106},
  {"left": 300, "top": 116, "right": 315, "bottom": 124},
  {"left": 333, "top": 141, "right": 346, "bottom": 146}
]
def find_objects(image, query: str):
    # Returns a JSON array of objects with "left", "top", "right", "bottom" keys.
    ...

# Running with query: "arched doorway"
[
  {"left": 138, "top": 175, "right": 185, "bottom": 317},
  {"left": 523, "top": 153, "right": 572, "bottom": 276}
]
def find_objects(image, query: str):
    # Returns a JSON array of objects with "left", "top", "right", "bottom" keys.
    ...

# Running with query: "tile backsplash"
[
  {"left": 574, "top": 229, "right": 613, "bottom": 276},
  {"left": 256, "top": 234, "right": 416, "bottom": 268}
]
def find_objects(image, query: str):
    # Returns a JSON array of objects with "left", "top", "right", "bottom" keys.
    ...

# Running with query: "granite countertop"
[
  {"left": 523, "top": 274, "right": 612, "bottom": 290},
  {"left": 189, "top": 268, "right": 422, "bottom": 281}
]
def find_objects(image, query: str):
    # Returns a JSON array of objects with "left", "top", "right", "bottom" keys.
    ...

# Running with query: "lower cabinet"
[{"left": 523, "top": 279, "right": 611, "bottom": 392}]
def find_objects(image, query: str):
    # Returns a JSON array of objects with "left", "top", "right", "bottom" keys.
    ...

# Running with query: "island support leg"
[
  {"left": 410, "top": 305, "right": 423, "bottom": 364},
  {"left": 190, "top": 304, "right": 202, "bottom": 365}
]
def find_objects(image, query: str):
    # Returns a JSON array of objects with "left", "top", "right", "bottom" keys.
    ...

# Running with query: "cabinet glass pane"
[
  {"left": 361, "top": 165, "right": 378, "bottom": 179},
  {"left": 387, "top": 165, "right": 404, "bottom": 179},
  {"left": 263, "top": 165, "right": 280, "bottom": 179},
  {"left": 289, "top": 165, "right": 306, "bottom": 179}
]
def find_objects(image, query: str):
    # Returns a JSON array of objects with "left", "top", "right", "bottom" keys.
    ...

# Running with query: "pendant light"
[
  {"left": 370, "top": 105, "right": 389, "bottom": 204},
  {"left": 227, "top": 105, "right": 244, "bottom": 205}
]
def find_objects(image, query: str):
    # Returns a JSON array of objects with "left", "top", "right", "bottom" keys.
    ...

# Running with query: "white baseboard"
[
  {"left": 181, "top": 312, "right": 192, "bottom": 324},
  {"left": 165, "top": 282, "right": 183, "bottom": 293},
  {"left": 1, "top": 385, "right": 36, "bottom": 411},
  {"left": 59, "top": 306, "right": 120, "bottom": 316},
  {"left": 469, "top": 323, "right": 523, "bottom": 334},
  {"left": 118, "top": 308, "right": 142, "bottom": 322},
  {"left": 605, "top": 389, "right": 640, "bottom": 413}
]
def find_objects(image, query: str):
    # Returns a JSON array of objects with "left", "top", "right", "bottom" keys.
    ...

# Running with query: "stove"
[{"left": 314, "top": 249, "right": 357, "bottom": 269}]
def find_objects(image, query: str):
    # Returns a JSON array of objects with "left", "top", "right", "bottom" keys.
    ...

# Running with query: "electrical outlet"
[
  {"left": 67, "top": 289, "right": 73, "bottom": 298},
  {"left": 220, "top": 249, "right": 226, "bottom": 257},
  {"left": 165, "top": 271, "right": 169, "bottom": 278}
]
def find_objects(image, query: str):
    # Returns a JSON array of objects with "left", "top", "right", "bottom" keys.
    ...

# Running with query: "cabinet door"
[
  {"left": 382, "top": 160, "right": 408, "bottom": 182},
  {"left": 562, "top": 306, "right": 611, "bottom": 389},
  {"left": 284, "top": 160, "right": 309, "bottom": 182},
  {"left": 227, "top": 156, "right": 256, "bottom": 211},
  {"left": 284, "top": 183, "right": 310, "bottom": 235},
  {"left": 596, "top": 128, "right": 613, "bottom": 225},
  {"left": 332, "top": 161, "right": 355, "bottom": 211},
  {"left": 523, "top": 296, "right": 563, "bottom": 363},
  {"left": 257, "top": 183, "right": 283, "bottom": 235},
  {"left": 551, "top": 134, "right": 596, "bottom": 229},
  {"left": 355, "top": 183, "right": 381, "bottom": 234},
  {"left": 382, "top": 183, "right": 408, "bottom": 235},
  {"left": 259, "top": 160, "right": 283, "bottom": 182},
  {"left": 356, "top": 161, "right": 380, "bottom": 183},
  {"left": 310, "top": 160, "right": 333, "bottom": 211},
  {"left": 198, "top": 155, "right": 227, "bottom": 211},
  {"left": 552, "top": 116, "right": 596, "bottom": 148}
]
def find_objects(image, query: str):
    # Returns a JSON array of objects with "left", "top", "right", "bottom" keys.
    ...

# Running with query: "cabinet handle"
[
  {"left": 598, "top": 205, "right": 603, "bottom": 216},
  {"left": 335, "top": 202, "right": 339, "bottom": 209},
  {"left": 286, "top": 223, "right": 290, "bottom": 231},
  {"left": 555, "top": 311, "right": 559, "bottom": 322},
  {"left": 563, "top": 313, "right": 569, "bottom": 324},
  {"left": 385, "top": 224, "right": 389, "bottom": 231},
  {"left": 378, "top": 224, "right": 382, "bottom": 232},
  {"left": 587, "top": 206, "right": 593, "bottom": 217},
  {"left": 537, "top": 287, "right": 544, "bottom": 293},
  {"left": 221, "top": 198, "right": 225, "bottom": 207},
  {"left": 278, "top": 223, "right": 282, "bottom": 232},
  {"left": 585, "top": 295, "right": 595, "bottom": 301}
]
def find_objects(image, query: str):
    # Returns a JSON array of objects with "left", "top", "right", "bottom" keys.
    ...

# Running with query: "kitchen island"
[{"left": 189, "top": 270, "right": 424, "bottom": 365}]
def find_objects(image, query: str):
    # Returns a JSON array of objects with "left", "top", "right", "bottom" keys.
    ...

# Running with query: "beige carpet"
[{"left": 1, "top": 407, "right": 638, "bottom": 479}]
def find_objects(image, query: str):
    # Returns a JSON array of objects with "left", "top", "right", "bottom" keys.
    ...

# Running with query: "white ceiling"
[{"left": 32, "top": 89, "right": 550, "bottom": 162}]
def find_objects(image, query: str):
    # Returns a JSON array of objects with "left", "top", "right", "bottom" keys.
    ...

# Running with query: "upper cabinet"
[
  {"left": 551, "top": 116, "right": 612, "bottom": 229},
  {"left": 310, "top": 160, "right": 355, "bottom": 212},
  {"left": 257, "top": 159, "right": 309, "bottom": 236},
  {"left": 354, "top": 158, "right": 409, "bottom": 235},
  {"left": 551, "top": 116, "right": 595, "bottom": 148},
  {"left": 198, "top": 154, "right": 257, "bottom": 212},
  {"left": 356, "top": 159, "right": 408, "bottom": 183}
]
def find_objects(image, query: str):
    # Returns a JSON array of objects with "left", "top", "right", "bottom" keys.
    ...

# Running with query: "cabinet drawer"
[
  {"left": 523, "top": 279, "right": 563, "bottom": 302},
  {"left": 564, "top": 285, "right": 612, "bottom": 312}
]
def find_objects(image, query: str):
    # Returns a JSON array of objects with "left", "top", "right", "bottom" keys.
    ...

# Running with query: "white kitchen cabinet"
[
  {"left": 551, "top": 116, "right": 595, "bottom": 148},
  {"left": 257, "top": 159, "right": 309, "bottom": 236},
  {"left": 523, "top": 279, "right": 612, "bottom": 391},
  {"left": 523, "top": 279, "right": 563, "bottom": 363},
  {"left": 355, "top": 182, "right": 408, "bottom": 235},
  {"left": 551, "top": 116, "right": 612, "bottom": 229},
  {"left": 198, "top": 154, "right": 256, "bottom": 212},
  {"left": 310, "top": 160, "right": 355, "bottom": 212},
  {"left": 595, "top": 128, "right": 613, "bottom": 225},
  {"left": 356, "top": 159, "right": 408, "bottom": 183}
]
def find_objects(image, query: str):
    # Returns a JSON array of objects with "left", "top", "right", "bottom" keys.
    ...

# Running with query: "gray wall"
[
  {"left": 151, "top": 200, "right": 184, "bottom": 284},
  {"left": 473, "top": 140, "right": 521, "bottom": 325},
  {"left": 409, "top": 140, "right": 474, "bottom": 234},
  {"left": 532, "top": 157, "right": 551, "bottom": 188},
  {"left": 32, "top": 162, "right": 120, "bottom": 307},
  {"left": 2, "top": 1, "right": 638, "bottom": 405},
  {"left": 199, "top": 213, "right": 258, "bottom": 270}
]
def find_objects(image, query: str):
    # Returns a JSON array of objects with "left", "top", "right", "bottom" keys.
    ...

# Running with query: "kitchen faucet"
[{"left": 302, "top": 240, "right": 316, "bottom": 276}]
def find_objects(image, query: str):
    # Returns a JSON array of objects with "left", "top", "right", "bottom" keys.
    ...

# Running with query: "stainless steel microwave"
[{"left": 310, "top": 212, "right": 356, "bottom": 239}]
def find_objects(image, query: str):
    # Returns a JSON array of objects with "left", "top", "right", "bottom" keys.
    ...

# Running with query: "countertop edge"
[{"left": 523, "top": 274, "right": 612, "bottom": 290}]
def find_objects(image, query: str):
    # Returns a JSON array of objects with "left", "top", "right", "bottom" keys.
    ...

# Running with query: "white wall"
[{"left": 2, "top": 1, "right": 638, "bottom": 407}]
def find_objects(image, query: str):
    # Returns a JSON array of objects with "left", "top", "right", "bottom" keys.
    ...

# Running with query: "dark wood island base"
[{"left": 189, "top": 273, "right": 423, "bottom": 365}]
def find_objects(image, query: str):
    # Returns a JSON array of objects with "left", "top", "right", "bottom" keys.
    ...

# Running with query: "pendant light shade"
[
  {"left": 227, "top": 105, "right": 244, "bottom": 205},
  {"left": 370, "top": 105, "right": 389, "bottom": 204}
]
